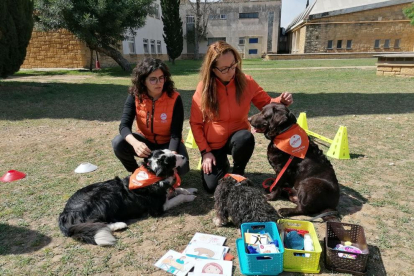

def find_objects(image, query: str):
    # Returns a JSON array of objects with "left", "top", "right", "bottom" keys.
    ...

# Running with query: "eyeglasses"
[
  {"left": 148, "top": 75, "right": 165, "bottom": 85},
  {"left": 214, "top": 61, "right": 238, "bottom": 74}
]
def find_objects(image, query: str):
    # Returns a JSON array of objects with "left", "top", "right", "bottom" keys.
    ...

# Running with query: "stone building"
[
  {"left": 180, "top": 0, "right": 281, "bottom": 58},
  {"left": 285, "top": 0, "right": 414, "bottom": 54}
]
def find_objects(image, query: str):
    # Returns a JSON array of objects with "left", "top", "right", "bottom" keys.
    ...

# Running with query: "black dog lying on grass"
[
  {"left": 213, "top": 174, "right": 280, "bottom": 228},
  {"left": 59, "top": 149, "right": 197, "bottom": 246},
  {"left": 249, "top": 103, "right": 340, "bottom": 221}
]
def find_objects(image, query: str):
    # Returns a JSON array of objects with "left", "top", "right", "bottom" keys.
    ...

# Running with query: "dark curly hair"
[{"left": 129, "top": 58, "right": 175, "bottom": 102}]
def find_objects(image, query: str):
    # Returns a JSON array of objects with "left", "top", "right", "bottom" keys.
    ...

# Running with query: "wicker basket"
[{"left": 325, "top": 222, "right": 369, "bottom": 275}]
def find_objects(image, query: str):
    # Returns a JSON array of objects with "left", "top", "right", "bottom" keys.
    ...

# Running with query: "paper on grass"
[
  {"left": 189, "top": 232, "right": 226, "bottom": 246},
  {"left": 154, "top": 250, "right": 195, "bottom": 276}
]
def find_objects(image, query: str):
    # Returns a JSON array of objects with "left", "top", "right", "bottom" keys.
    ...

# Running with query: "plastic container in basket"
[
  {"left": 277, "top": 219, "right": 322, "bottom": 273},
  {"left": 237, "top": 222, "right": 284, "bottom": 275},
  {"left": 325, "top": 221, "right": 369, "bottom": 275}
]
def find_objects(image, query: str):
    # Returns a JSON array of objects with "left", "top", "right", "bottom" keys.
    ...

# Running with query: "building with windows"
[
  {"left": 120, "top": 0, "right": 167, "bottom": 61},
  {"left": 180, "top": 0, "right": 281, "bottom": 58},
  {"left": 285, "top": 0, "right": 414, "bottom": 54}
]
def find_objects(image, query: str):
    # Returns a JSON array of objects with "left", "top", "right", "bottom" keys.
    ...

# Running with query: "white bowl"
[{"left": 74, "top": 162, "right": 98, "bottom": 173}]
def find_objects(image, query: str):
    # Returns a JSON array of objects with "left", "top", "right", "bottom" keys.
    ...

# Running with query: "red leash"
[{"left": 262, "top": 155, "right": 294, "bottom": 192}]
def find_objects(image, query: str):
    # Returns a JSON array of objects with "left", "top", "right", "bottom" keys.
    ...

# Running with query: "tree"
[
  {"left": 34, "top": 0, "right": 153, "bottom": 71},
  {"left": 0, "top": 0, "right": 34, "bottom": 78},
  {"left": 187, "top": 0, "right": 211, "bottom": 60},
  {"left": 161, "top": 0, "right": 183, "bottom": 64},
  {"left": 404, "top": 4, "right": 414, "bottom": 25}
]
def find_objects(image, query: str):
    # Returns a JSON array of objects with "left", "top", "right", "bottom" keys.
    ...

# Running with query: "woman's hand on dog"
[
  {"left": 202, "top": 152, "right": 216, "bottom": 174},
  {"left": 280, "top": 92, "right": 293, "bottom": 106},
  {"left": 132, "top": 141, "right": 151, "bottom": 157}
]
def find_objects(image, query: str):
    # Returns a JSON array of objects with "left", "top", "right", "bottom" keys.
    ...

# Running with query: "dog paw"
[
  {"left": 213, "top": 217, "right": 223, "bottom": 227},
  {"left": 186, "top": 188, "right": 198, "bottom": 194},
  {"left": 184, "top": 195, "right": 197, "bottom": 202},
  {"left": 108, "top": 222, "right": 128, "bottom": 231},
  {"left": 278, "top": 208, "right": 292, "bottom": 218}
]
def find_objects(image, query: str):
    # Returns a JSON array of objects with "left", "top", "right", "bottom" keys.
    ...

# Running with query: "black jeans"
[
  {"left": 112, "top": 133, "right": 190, "bottom": 176},
  {"left": 201, "top": 129, "right": 255, "bottom": 193}
]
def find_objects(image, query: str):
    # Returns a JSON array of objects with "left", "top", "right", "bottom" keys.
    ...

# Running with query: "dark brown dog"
[{"left": 248, "top": 103, "right": 340, "bottom": 220}]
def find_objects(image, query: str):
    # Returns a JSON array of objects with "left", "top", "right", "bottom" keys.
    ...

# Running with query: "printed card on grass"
[
  {"left": 154, "top": 250, "right": 195, "bottom": 276},
  {"left": 184, "top": 243, "right": 229, "bottom": 260},
  {"left": 193, "top": 259, "right": 233, "bottom": 275},
  {"left": 189, "top": 232, "right": 227, "bottom": 246}
]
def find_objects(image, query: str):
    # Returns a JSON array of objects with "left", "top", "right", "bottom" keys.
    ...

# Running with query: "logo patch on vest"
[
  {"left": 160, "top": 113, "right": 167, "bottom": 123},
  {"left": 289, "top": 134, "right": 302, "bottom": 148}
]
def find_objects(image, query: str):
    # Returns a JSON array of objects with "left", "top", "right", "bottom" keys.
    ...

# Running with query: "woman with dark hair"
[
  {"left": 112, "top": 58, "right": 190, "bottom": 175},
  {"left": 190, "top": 41, "right": 293, "bottom": 192}
]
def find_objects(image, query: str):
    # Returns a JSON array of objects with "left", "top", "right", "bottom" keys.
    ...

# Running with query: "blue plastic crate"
[{"left": 237, "top": 222, "right": 284, "bottom": 275}]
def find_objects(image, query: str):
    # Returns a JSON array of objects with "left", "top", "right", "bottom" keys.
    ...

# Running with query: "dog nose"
[{"left": 248, "top": 117, "right": 252, "bottom": 122}]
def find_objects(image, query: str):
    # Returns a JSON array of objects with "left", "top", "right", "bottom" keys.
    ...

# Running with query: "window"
[
  {"left": 143, "top": 38, "right": 149, "bottom": 54},
  {"left": 394, "top": 39, "right": 400, "bottom": 48},
  {"left": 239, "top": 37, "right": 245, "bottom": 45},
  {"left": 249, "top": 38, "right": 258, "bottom": 44},
  {"left": 337, "top": 40, "right": 342, "bottom": 49},
  {"left": 374, "top": 39, "right": 380, "bottom": 48},
  {"left": 346, "top": 40, "right": 352, "bottom": 49},
  {"left": 157, "top": 40, "right": 162, "bottom": 54},
  {"left": 239, "top": 12, "right": 259, "bottom": 19},
  {"left": 210, "top": 14, "right": 227, "bottom": 20},
  {"left": 327, "top": 40, "right": 333, "bottom": 49},
  {"left": 150, "top": 39, "right": 156, "bottom": 54},
  {"left": 384, "top": 39, "right": 390, "bottom": 48},
  {"left": 248, "top": 49, "right": 258, "bottom": 55},
  {"left": 207, "top": 37, "right": 226, "bottom": 45},
  {"left": 186, "top": 15, "right": 195, "bottom": 24},
  {"left": 127, "top": 36, "right": 135, "bottom": 54}
]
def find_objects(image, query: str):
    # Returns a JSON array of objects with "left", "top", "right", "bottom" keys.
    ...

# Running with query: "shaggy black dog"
[
  {"left": 248, "top": 103, "right": 340, "bottom": 220},
  {"left": 213, "top": 175, "right": 280, "bottom": 228},
  {"left": 59, "top": 149, "right": 197, "bottom": 246}
]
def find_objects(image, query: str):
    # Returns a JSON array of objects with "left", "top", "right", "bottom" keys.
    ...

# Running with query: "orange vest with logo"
[
  {"left": 273, "top": 124, "right": 309, "bottom": 159},
  {"left": 135, "top": 91, "right": 179, "bottom": 144},
  {"left": 129, "top": 165, "right": 181, "bottom": 190}
]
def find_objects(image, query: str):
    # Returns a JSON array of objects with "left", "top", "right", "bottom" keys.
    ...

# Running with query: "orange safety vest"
[
  {"left": 129, "top": 165, "right": 181, "bottom": 190},
  {"left": 135, "top": 91, "right": 179, "bottom": 144}
]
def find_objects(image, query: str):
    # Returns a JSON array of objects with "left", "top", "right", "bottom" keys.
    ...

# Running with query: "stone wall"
[
  {"left": 376, "top": 65, "right": 414, "bottom": 77},
  {"left": 22, "top": 29, "right": 170, "bottom": 69},
  {"left": 22, "top": 29, "right": 89, "bottom": 69},
  {"left": 266, "top": 52, "right": 380, "bottom": 60},
  {"left": 292, "top": 3, "right": 414, "bottom": 54}
]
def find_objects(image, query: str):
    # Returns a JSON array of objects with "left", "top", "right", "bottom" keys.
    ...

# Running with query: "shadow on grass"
[
  {"left": 1, "top": 81, "right": 413, "bottom": 122},
  {"left": 0, "top": 223, "right": 52, "bottom": 255}
]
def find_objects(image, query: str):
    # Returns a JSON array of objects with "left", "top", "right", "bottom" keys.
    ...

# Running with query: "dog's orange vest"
[
  {"left": 272, "top": 124, "right": 309, "bottom": 159},
  {"left": 224, "top": 173, "right": 246, "bottom": 183},
  {"left": 135, "top": 91, "right": 180, "bottom": 144},
  {"left": 129, "top": 166, "right": 181, "bottom": 190}
]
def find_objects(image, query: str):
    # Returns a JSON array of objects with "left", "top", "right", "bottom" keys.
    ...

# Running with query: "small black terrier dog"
[{"left": 213, "top": 174, "right": 280, "bottom": 228}]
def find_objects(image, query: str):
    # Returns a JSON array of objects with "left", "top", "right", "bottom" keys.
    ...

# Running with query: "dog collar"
[
  {"left": 224, "top": 173, "right": 246, "bottom": 185},
  {"left": 272, "top": 124, "right": 309, "bottom": 159}
]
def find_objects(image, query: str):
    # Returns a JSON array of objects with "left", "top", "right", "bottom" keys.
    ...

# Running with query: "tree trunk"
[
  {"left": 194, "top": 0, "right": 200, "bottom": 60},
  {"left": 172, "top": 58, "right": 175, "bottom": 65},
  {"left": 92, "top": 45, "right": 132, "bottom": 72},
  {"left": 89, "top": 48, "right": 93, "bottom": 71}
]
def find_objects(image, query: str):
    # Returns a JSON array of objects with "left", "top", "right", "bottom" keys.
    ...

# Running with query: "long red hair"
[{"left": 199, "top": 41, "right": 246, "bottom": 120}]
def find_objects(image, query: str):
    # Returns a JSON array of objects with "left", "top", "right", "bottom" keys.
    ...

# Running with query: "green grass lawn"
[{"left": 0, "top": 58, "right": 413, "bottom": 275}]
